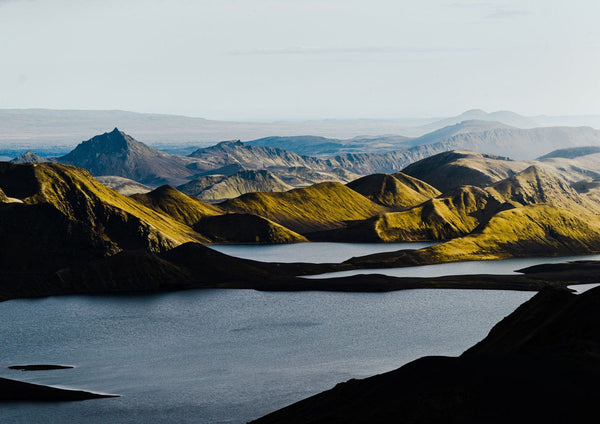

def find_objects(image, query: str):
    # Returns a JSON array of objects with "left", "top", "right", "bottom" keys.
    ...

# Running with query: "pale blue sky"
[{"left": 1, "top": 0, "right": 599, "bottom": 120}]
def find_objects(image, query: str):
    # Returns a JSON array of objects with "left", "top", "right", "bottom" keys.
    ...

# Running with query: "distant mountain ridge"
[{"left": 11, "top": 121, "right": 600, "bottom": 201}]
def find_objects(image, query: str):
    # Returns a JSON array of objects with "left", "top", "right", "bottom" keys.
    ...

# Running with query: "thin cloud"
[
  {"left": 230, "top": 46, "right": 476, "bottom": 56},
  {"left": 485, "top": 8, "right": 532, "bottom": 20},
  {"left": 446, "top": 1, "right": 532, "bottom": 20}
]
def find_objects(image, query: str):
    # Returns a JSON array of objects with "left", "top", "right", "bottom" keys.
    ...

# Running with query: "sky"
[{"left": 1, "top": 0, "right": 600, "bottom": 120}]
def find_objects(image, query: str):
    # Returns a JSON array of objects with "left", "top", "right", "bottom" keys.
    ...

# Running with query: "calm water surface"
[
  {"left": 0, "top": 289, "right": 533, "bottom": 424},
  {"left": 2, "top": 243, "right": 595, "bottom": 423},
  {"left": 210, "top": 241, "right": 435, "bottom": 263}
]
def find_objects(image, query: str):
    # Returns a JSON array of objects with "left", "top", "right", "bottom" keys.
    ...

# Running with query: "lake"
[{"left": 0, "top": 242, "right": 595, "bottom": 423}]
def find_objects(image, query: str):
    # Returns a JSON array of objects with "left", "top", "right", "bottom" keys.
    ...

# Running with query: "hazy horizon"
[{"left": 2, "top": 0, "right": 599, "bottom": 121}]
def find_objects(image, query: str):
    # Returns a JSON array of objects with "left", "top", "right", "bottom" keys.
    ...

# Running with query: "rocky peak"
[{"left": 9, "top": 151, "right": 48, "bottom": 164}]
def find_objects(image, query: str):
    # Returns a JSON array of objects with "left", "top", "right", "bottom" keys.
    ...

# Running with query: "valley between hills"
[{"left": 3, "top": 124, "right": 600, "bottom": 301}]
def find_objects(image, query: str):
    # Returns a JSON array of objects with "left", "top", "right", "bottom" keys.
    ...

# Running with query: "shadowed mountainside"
[
  {"left": 251, "top": 286, "right": 600, "bottom": 423},
  {"left": 193, "top": 213, "right": 307, "bottom": 244}
]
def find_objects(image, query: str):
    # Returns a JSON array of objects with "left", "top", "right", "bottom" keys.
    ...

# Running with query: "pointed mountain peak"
[
  {"left": 69, "top": 128, "right": 141, "bottom": 155},
  {"left": 10, "top": 151, "right": 48, "bottom": 164}
]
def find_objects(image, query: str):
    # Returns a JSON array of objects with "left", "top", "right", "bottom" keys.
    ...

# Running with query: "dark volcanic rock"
[
  {"left": 9, "top": 365, "right": 74, "bottom": 371},
  {"left": 0, "top": 377, "right": 118, "bottom": 401}
]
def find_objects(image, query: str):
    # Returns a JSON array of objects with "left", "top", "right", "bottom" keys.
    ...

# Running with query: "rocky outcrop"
[{"left": 9, "top": 151, "right": 48, "bottom": 164}]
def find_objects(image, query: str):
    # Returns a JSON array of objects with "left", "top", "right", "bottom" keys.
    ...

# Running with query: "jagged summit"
[
  {"left": 63, "top": 127, "right": 138, "bottom": 155},
  {"left": 56, "top": 129, "right": 197, "bottom": 186}
]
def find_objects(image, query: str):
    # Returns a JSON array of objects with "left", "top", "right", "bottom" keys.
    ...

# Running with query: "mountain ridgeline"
[
  {"left": 5, "top": 126, "right": 600, "bottom": 299},
  {"left": 13, "top": 121, "right": 599, "bottom": 202}
]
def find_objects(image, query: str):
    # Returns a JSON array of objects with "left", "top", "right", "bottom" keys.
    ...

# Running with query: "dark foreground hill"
[{"left": 251, "top": 286, "right": 600, "bottom": 423}]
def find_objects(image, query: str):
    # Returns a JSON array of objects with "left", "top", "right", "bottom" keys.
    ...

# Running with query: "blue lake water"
[
  {"left": 210, "top": 241, "right": 436, "bottom": 263},
  {"left": 0, "top": 289, "right": 534, "bottom": 424},
  {"left": 0, "top": 242, "right": 596, "bottom": 423}
]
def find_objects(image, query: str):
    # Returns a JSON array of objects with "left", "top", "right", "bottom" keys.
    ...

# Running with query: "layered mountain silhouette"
[{"left": 5, "top": 140, "right": 600, "bottom": 300}]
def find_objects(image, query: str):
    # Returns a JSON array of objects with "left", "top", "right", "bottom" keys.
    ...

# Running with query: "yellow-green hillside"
[
  {"left": 0, "top": 162, "right": 207, "bottom": 252},
  {"left": 348, "top": 204, "right": 600, "bottom": 267},
  {"left": 374, "top": 185, "right": 503, "bottom": 241},
  {"left": 402, "top": 150, "right": 529, "bottom": 192},
  {"left": 357, "top": 165, "right": 599, "bottom": 243},
  {"left": 346, "top": 173, "right": 437, "bottom": 209},
  {"left": 132, "top": 185, "right": 222, "bottom": 227},
  {"left": 486, "top": 165, "right": 600, "bottom": 213},
  {"left": 423, "top": 204, "right": 600, "bottom": 262},
  {"left": 392, "top": 172, "right": 442, "bottom": 198},
  {"left": 220, "top": 181, "right": 387, "bottom": 233}
]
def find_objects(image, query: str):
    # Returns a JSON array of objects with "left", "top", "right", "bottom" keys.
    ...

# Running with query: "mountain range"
[
  {"left": 6, "top": 108, "right": 600, "bottom": 149},
  {"left": 4, "top": 141, "right": 600, "bottom": 301},
  {"left": 11, "top": 120, "right": 600, "bottom": 202}
]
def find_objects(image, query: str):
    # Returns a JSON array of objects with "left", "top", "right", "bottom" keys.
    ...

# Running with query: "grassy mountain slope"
[
  {"left": 341, "top": 164, "right": 599, "bottom": 243},
  {"left": 372, "top": 185, "right": 505, "bottom": 241},
  {"left": 402, "top": 150, "right": 528, "bottom": 192},
  {"left": 96, "top": 176, "right": 151, "bottom": 195},
  {"left": 391, "top": 172, "right": 442, "bottom": 198},
  {"left": 487, "top": 165, "right": 599, "bottom": 213},
  {"left": 194, "top": 213, "right": 307, "bottom": 244},
  {"left": 131, "top": 185, "right": 222, "bottom": 227},
  {"left": 0, "top": 162, "right": 207, "bottom": 278},
  {"left": 220, "top": 182, "right": 387, "bottom": 233},
  {"left": 346, "top": 173, "right": 437, "bottom": 209},
  {"left": 347, "top": 204, "right": 600, "bottom": 268}
]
